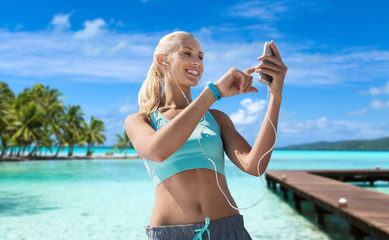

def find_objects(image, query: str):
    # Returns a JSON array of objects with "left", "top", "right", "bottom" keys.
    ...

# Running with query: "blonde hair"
[{"left": 138, "top": 31, "right": 198, "bottom": 116}]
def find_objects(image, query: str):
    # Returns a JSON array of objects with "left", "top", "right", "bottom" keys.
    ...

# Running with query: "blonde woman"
[{"left": 125, "top": 31, "right": 287, "bottom": 240}]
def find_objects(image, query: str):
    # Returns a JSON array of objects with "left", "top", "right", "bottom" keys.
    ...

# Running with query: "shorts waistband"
[{"left": 146, "top": 214, "right": 244, "bottom": 239}]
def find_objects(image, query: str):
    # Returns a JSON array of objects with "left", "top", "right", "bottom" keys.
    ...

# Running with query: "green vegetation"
[
  {"left": 0, "top": 81, "right": 120, "bottom": 158},
  {"left": 278, "top": 137, "right": 389, "bottom": 151},
  {"left": 112, "top": 130, "right": 133, "bottom": 156}
]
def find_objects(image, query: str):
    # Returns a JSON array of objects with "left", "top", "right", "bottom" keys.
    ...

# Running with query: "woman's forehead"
[{"left": 172, "top": 37, "right": 202, "bottom": 52}]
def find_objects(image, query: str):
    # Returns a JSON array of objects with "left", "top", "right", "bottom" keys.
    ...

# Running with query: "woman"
[{"left": 125, "top": 31, "right": 287, "bottom": 239}]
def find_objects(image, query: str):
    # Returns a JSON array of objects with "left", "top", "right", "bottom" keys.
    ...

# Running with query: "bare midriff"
[{"left": 149, "top": 168, "right": 239, "bottom": 227}]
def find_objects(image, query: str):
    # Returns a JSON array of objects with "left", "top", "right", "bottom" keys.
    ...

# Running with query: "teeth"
[{"left": 186, "top": 69, "right": 199, "bottom": 76}]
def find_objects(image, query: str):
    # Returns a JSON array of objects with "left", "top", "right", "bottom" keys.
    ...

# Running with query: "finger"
[
  {"left": 257, "top": 68, "right": 275, "bottom": 78},
  {"left": 249, "top": 76, "right": 254, "bottom": 92},
  {"left": 247, "top": 86, "right": 259, "bottom": 93},
  {"left": 233, "top": 70, "right": 247, "bottom": 94},
  {"left": 243, "top": 73, "right": 251, "bottom": 90},
  {"left": 244, "top": 75, "right": 253, "bottom": 94},
  {"left": 257, "top": 55, "right": 282, "bottom": 66},
  {"left": 257, "top": 55, "right": 283, "bottom": 68},
  {"left": 255, "top": 62, "right": 284, "bottom": 73},
  {"left": 270, "top": 40, "right": 282, "bottom": 60},
  {"left": 244, "top": 67, "right": 256, "bottom": 75}
]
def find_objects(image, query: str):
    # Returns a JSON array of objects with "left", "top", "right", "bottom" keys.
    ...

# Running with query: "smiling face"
[{"left": 165, "top": 36, "right": 204, "bottom": 87}]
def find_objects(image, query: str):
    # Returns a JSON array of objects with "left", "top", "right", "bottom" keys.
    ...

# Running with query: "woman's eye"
[
  {"left": 199, "top": 56, "right": 203, "bottom": 60},
  {"left": 184, "top": 52, "right": 191, "bottom": 56}
]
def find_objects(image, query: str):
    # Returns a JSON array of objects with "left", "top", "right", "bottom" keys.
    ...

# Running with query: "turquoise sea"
[
  {"left": 1, "top": 150, "right": 389, "bottom": 240},
  {"left": 3, "top": 146, "right": 138, "bottom": 157}
]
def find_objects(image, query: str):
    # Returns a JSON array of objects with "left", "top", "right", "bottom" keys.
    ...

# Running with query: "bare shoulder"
[
  {"left": 208, "top": 109, "right": 235, "bottom": 132},
  {"left": 209, "top": 109, "right": 227, "bottom": 121},
  {"left": 125, "top": 112, "right": 151, "bottom": 128}
]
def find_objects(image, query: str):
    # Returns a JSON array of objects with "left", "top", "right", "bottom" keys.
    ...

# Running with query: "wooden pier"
[
  {"left": 309, "top": 169, "right": 389, "bottom": 186},
  {"left": 265, "top": 169, "right": 389, "bottom": 240}
]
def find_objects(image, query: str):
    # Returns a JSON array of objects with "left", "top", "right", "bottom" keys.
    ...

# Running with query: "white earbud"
[{"left": 162, "top": 61, "right": 169, "bottom": 66}]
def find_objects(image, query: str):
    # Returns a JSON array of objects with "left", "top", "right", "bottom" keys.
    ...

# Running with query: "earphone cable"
[{"left": 166, "top": 63, "right": 277, "bottom": 211}]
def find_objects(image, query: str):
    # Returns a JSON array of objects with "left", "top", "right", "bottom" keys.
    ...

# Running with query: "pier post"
[
  {"left": 293, "top": 193, "right": 302, "bottom": 213},
  {"left": 280, "top": 186, "right": 288, "bottom": 200},
  {"left": 369, "top": 180, "right": 374, "bottom": 186},
  {"left": 266, "top": 176, "right": 271, "bottom": 188},
  {"left": 350, "top": 224, "right": 366, "bottom": 240},
  {"left": 272, "top": 181, "right": 277, "bottom": 192},
  {"left": 314, "top": 205, "right": 329, "bottom": 227}
]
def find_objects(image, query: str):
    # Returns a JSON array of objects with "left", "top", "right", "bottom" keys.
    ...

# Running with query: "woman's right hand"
[{"left": 213, "top": 67, "right": 258, "bottom": 98}]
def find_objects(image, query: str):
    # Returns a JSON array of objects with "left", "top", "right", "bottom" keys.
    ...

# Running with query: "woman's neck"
[{"left": 160, "top": 82, "right": 192, "bottom": 110}]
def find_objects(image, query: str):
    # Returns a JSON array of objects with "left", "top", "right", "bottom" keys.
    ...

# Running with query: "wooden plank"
[
  {"left": 266, "top": 170, "right": 389, "bottom": 240},
  {"left": 308, "top": 169, "right": 389, "bottom": 183}
]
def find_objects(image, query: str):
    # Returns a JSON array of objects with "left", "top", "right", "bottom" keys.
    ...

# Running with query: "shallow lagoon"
[{"left": 1, "top": 150, "right": 388, "bottom": 240}]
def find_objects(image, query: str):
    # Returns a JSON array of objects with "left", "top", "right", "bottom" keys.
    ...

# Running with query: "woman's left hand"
[{"left": 255, "top": 40, "right": 287, "bottom": 99}]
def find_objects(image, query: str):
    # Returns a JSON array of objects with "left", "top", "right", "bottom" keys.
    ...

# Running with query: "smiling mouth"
[{"left": 185, "top": 69, "right": 199, "bottom": 76}]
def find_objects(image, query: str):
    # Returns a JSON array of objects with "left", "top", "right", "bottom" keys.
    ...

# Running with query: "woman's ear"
[{"left": 156, "top": 54, "right": 165, "bottom": 66}]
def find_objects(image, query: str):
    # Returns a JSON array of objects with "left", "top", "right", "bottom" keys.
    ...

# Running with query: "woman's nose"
[{"left": 192, "top": 57, "right": 202, "bottom": 65}]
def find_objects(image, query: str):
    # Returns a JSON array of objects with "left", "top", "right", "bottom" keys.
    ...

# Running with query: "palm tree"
[
  {"left": 0, "top": 82, "right": 15, "bottom": 157},
  {"left": 63, "top": 105, "right": 85, "bottom": 157},
  {"left": 10, "top": 103, "right": 45, "bottom": 157},
  {"left": 28, "top": 84, "right": 64, "bottom": 156},
  {"left": 39, "top": 130, "right": 54, "bottom": 156},
  {"left": 83, "top": 116, "right": 106, "bottom": 156},
  {"left": 41, "top": 87, "right": 65, "bottom": 157},
  {"left": 112, "top": 130, "right": 133, "bottom": 156},
  {"left": 12, "top": 84, "right": 46, "bottom": 156},
  {"left": 49, "top": 115, "right": 67, "bottom": 158},
  {"left": 1, "top": 134, "right": 11, "bottom": 158}
]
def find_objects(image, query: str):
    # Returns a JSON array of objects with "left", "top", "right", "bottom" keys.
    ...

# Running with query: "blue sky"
[{"left": 1, "top": 0, "right": 389, "bottom": 147}]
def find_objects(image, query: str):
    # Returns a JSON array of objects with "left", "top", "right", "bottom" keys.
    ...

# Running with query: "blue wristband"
[{"left": 207, "top": 81, "right": 222, "bottom": 101}]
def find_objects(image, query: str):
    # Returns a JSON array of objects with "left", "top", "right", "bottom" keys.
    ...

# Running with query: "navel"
[{"left": 197, "top": 203, "right": 203, "bottom": 212}]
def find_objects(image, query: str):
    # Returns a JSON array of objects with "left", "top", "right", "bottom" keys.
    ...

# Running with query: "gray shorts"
[{"left": 145, "top": 214, "right": 252, "bottom": 240}]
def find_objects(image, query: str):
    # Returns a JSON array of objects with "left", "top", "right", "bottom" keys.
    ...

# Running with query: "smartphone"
[{"left": 259, "top": 42, "right": 278, "bottom": 86}]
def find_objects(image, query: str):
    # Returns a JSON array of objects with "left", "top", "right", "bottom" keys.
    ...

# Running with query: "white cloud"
[
  {"left": 370, "top": 100, "right": 389, "bottom": 109},
  {"left": 347, "top": 108, "right": 367, "bottom": 117},
  {"left": 232, "top": 113, "right": 389, "bottom": 147},
  {"left": 119, "top": 103, "right": 136, "bottom": 113},
  {"left": 0, "top": 20, "right": 159, "bottom": 83},
  {"left": 281, "top": 117, "right": 330, "bottom": 133},
  {"left": 14, "top": 24, "right": 24, "bottom": 31},
  {"left": 111, "top": 40, "right": 128, "bottom": 53},
  {"left": 230, "top": 98, "right": 266, "bottom": 125},
  {"left": 196, "top": 30, "right": 389, "bottom": 86},
  {"left": 279, "top": 109, "right": 296, "bottom": 119},
  {"left": 284, "top": 49, "right": 389, "bottom": 85},
  {"left": 227, "top": 0, "right": 328, "bottom": 21},
  {"left": 278, "top": 117, "right": 389, "bottom": 146},
  {"left": 75, "top": 18, "right": 107, "bottom": 39},
  {"left": 1, "top": 14, "right": 389, "bottom": 87},
  {"left": 50, "top": 12, "right": 72, "bottom": 30},
  {"left": 364, "top": 81, "right": 389, "bottom": 96}
]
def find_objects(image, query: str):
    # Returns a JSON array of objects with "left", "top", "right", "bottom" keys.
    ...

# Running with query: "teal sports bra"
[{"left": 143, "top": 110, "right": 225, "bottom": 187}]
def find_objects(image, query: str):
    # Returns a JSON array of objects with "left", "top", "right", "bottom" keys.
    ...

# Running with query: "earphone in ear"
[{"left": 162, "top": 61, "right": 169, "bottom": 66}]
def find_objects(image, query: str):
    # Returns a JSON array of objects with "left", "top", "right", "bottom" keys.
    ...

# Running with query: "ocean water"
[
  {"left": 0, "top": 150, "right": 388, "bottom": 240},
  {"left": 3, "top": 146, "right": 138, "bottom": 157}
]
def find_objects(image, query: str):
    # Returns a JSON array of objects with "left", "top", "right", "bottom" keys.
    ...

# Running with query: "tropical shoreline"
[
  {"left": 0, "top": 155, "right": 140, "bottom": 162},
  {"left": 0, "top": 82, "right": 135, "bottom": 160}
]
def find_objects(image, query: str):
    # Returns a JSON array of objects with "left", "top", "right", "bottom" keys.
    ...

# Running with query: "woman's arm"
[
  {"left": 220, "top": 41, "right": 287, "bottom": 176},
  {"left": 125, "top": 87, "right": 215, "bottom": 162},
  {"left": 125, "top": 68, "right": 257, "bottom": 162}
]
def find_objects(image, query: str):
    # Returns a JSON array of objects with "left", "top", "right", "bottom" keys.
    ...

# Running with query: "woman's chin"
[
  {"left": 183, "top": 76, "right": 201, "bottom": 86},
  {"left": 189, "top": 78, "right": 201, "bottom": 86}
]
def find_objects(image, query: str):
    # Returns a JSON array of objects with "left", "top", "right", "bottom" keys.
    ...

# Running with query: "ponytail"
[{"left": 138, "top": 62, "right": 164, "bottom": 116}]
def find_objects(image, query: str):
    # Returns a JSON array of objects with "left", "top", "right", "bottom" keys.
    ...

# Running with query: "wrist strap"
[{"left": 207, "top": 81, "right": 222, "bottom": 101}]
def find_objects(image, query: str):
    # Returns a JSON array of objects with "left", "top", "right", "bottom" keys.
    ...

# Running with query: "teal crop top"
[{"left": 142, "top": 110, "right": 225, "bottom": 187}]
